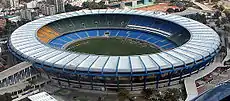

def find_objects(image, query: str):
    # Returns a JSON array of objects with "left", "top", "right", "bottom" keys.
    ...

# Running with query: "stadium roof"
[{"left": 9, "top": 9, "right": 220, "bottom": 73}]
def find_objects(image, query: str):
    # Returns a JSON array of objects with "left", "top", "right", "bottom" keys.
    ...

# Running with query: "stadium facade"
[{"left": 8, "top": 9, "right": 220, "bottom": 90}]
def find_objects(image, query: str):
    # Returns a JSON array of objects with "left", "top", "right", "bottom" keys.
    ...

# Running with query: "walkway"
[
  {"left": 221, "top": 28, "right": 230, "bottom": 65},
  {"left": 192, "top": 71, "right": 230, "bottom": 101},
  {"left": 185, "top": 62, "right": 223, "bottom": 101},
  {"left": 223, "top": 48, "right": 230, "bottom": 64}
]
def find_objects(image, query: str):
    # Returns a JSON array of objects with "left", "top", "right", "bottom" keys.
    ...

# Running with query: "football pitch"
[{"left": 66, "top": 37, "right": 160, "bottom": 56}]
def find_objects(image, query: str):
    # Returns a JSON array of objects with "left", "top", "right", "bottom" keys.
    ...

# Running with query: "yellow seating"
[
  {"left": 43, "top": 26, "right": 59, "bottom": 36},
  {"left": 37, "top": 32, "right": 50, "bottom": 43},
  {"left": 37, "top": 26, "right": 60, "bottom": 43}
]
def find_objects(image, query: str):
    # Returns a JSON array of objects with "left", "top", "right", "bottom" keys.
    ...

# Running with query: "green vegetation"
[
  {"left": 0, "top": 93, "right": 12, "bottom": 101},
  {"left": 65, "top": 0, "right": 107, "bottom": 12},
  {"left": 141, "top": 88, "right": 183, "bottom": 101},
  {"left": 224, "top": 9, "right": 230, "bottom": 21},
  {"left": 65, "top": 4, "right": 83, "bottom": 12},
  {"left": 188, "top": 13, "right": 207, "bottom": 24},
  {"left": 66, "top": 38, "right": 160, "bottom": 56},
  {"left": 117, "top": 89, "right": 130, "bottom": 101},
  {"left": 82, "top": 1, "right": 107, "bottom": 9}
]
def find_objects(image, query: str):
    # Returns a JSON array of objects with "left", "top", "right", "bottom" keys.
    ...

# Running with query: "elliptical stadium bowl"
[{"left": 9, "top": 9, "right": 220, "bottom": 90}]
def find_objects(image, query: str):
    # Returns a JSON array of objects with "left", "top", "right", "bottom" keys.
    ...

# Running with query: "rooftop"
[
  {"left": 0, "top": 62, "right": 32, "bottom": 81},
  {"left": 28, "top": 92, "right": 57, "bottom": 101}
]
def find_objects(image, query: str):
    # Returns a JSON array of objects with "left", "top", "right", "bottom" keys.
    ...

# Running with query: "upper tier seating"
[
  {"left": 47, "top": 14, "right": 131, "bottom": 34},
  {"left": 128, "top": 15, "right": 186, "bottom": 35}
]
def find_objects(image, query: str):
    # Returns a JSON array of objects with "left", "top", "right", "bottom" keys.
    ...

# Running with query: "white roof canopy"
[{"left": 9, "top": 9, "right": 220, "bottom": 73}]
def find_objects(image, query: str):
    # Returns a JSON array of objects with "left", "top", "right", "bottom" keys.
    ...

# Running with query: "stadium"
[{"left": 8, "top": 9, "right": 220, "bottom": 91}]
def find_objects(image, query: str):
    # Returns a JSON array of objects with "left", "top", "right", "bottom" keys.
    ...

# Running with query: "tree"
[
  {"left": 224, "top": 9, "right": 230, "bottom": 21},
  {"left": 141, "top": 88, "right": 153, "bottom": 99},
  {"left": 174, "top": 8, "right": 180, "bottom": 12},
  {"left": 192, "top": 13, "right": 207, "bottom": 24},
  {"left": 166, "top": 8, "right": 174, "bottom": 13},
  {"left": 141, "top": 88, "right": 164, "bottom": 101},
  {"left": 163, "top": 88, "right": 181, "bottom": 101},
  {"left": 0, "top": 93, "right": 12, "bottom": 101},
  {"left": 215, "top": 19, "right": 221, "bottom": 28},
  {"left": 97, "top": 96, "right": 103, "bottom": 101},
  {"left": 224, "top": 24, "right": 230, "bottom": 32},
  {"left": 218, "top": 5, "right": 225, "bottom": 11},
  {"left": 214, "top": 10, "right": 221, "bottom": 19},
  {"left": 82, "top": 1, "right": 107, "bottom": 9},
  {"left": 28, "top": 79, "right": 36, "bottom": 90},
  {"left": 220, "top": 17, "right": 228, "bottom": 24},
  {"left": 117, "top": 88, "right": 130, "bottom": 101},
  {"left": 65, "top": 4, "right": 83, "bottom": 12}
]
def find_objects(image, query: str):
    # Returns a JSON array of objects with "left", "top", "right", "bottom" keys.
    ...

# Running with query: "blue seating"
[
  {"left": 87, "top": 30, "right": 98, "bottom": 37},
  {"left": 161, "top": 44, "right": 176, "bottom": 50},
  {"left": 60, "top": 36, "right": 72, "bottom": 42},
  {"left": 151, "top": 36, "right": 164, "bottom": 41},
  {"left": 66, "top": 33, "right": 80, "bottom": 40},
  {"left": 109, "top": 30, "right": 119, "bottom": 36},
  {"left": 48, "top": 29, "right": 177, "bottom": 50},
  {"left": 49, "top": 38, "right": 66, "bottom": 48},
  {"left": 77, "top": 32, "right": 88, "bottom": 38},
  {"left": 128, "top": 16, "right": 187, "bottom": 35},
  {"left": 49, "top": 42, "right": 63, "bottom": 48},
  {"left": 138, "top": 33, "right": 153, "bottom": 40},
  {"left": 98, "top": 30, "right": 106, "bottom": 36},
  {"left": 127, "top": 31, "right": 141, "bottom": 39},
  {"left": 147, "top": 38, "right": 158, "bottom": 43},
  {"left": 155, "top": 42, "right": 165, "bottom": 47},
  {"left": 117, "top": 30, "right": 128, "bottom": 37},
  {"left": 51, "top": 39, "right": 66, "bottom": 45},
  {"left": 155, "top": 40, "right": 169, "bottom": 47},
  {"left": 147, "top": 35, "right": 165, "bottom": 44}
]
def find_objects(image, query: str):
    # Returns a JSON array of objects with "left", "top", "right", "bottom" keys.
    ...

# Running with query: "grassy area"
[{"left": 66, "top": 37, "right": 160, "bottom": 56}]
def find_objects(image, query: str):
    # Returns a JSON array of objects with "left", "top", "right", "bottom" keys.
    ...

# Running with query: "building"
[
  {"left": 28, "top": 92, "right": 57, "bottom": 101},
  {"left": 26, "top": 0, "right": 38, "bottom": 9},
  {"left": 0, "top": 18, "right": 6, "bottom": 30},
  {"left": 0, "top": 62, "right": 50, "bottom": 100},
  {"left": 9, "top": 0, "right": 19, "bottom": 8},
  {"left": 0, "top": 0, "right": 19, "bottom": 8},
  {"left": 46, "top": 0, "right": 65, "bottom": 13},
  {"left": 20, "top": 9, "right": 32, "bottom": 21},
  {"left": 47, "top": 5, "right": 56, "bottom": 15},
  {"left": 0, "top": 18, "right": 6, "bottom": 35},
  {"left": 37, "top": 2, "right": 57, "bottom": 15}
]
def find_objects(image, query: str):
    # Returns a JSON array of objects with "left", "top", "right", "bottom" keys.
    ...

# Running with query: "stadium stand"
[
  {"left": 41, "top": 14, "right": 189, "bottom": 48},
  {"left": 37, "top": 26, "right": 60, "bottom": 43},
  {"left": 38, "top": 15, "right": 188, "bottom": 49},
  {"left": 48, "top": 29, "right": 177, "bottom": 50}
]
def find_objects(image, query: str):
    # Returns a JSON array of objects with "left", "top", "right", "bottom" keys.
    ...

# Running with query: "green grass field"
[{"left": 66, "top": 38, "right": 160, "bottom": 56}]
